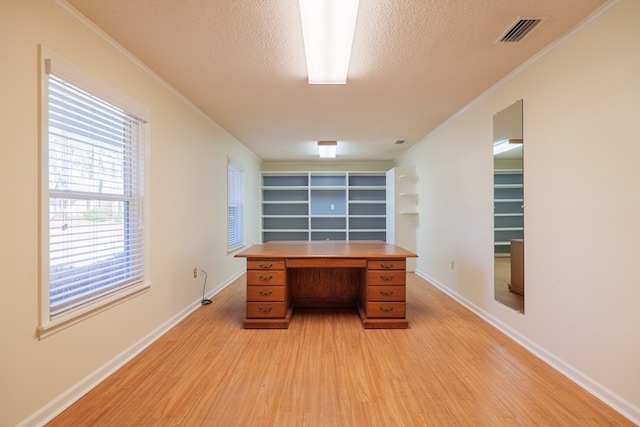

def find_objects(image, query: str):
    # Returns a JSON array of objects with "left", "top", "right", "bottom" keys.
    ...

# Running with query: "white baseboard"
[
  {"left": 18, "top": 270, "right": 244, "bottom": 427},
  {"left": 415, "top": 269, "right": 640, "bottom": 426}
]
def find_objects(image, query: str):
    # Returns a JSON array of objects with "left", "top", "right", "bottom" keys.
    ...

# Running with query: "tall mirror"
[{"left": 493, "top": 99, "right": 524, "bottom": 313}]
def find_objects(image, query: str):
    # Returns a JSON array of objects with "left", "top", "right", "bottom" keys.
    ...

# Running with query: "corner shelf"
[{"left": 386, "top": 166, "right": 418, "bottom": 271}]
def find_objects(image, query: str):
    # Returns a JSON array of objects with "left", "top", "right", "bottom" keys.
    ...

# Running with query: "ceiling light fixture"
[
  {"left": 318, "top": 141, "right": 338, "bottom": 158},
  {"left": 493, "top": 139, "right": 522, "bottom": 155},
  {"left": 298, "top": 0, "right": 360, "bottom": 84}
]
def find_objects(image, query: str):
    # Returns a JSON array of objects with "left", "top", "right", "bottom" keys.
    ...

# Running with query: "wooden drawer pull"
[
  {"left": 259, "top": 274, "right": 273, "bottom": 281},
  {"left": 379, "top": 263, "right": 394, "bottom": 269},
  {"left": 379, "top": 306, "right": 394, "bottom": 312},
  {"left": 379, "top": 289, "right": 395, "bottom": 296},
  {"left": 258, "top": 262, "right": 273, "bottom": 269},
  {"left": 259, "top": 305, "right": 273, "bottom": 313},
  {"left": 379, "top": 274, "right": 394, "bottom": 281},
  {"left": 259, "top": 289, "right": 273, "bottom": 296}
]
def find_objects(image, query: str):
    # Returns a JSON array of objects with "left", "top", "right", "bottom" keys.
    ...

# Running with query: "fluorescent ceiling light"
[
  {"left": 493, "top": 139, "right": 522, "bottom": 155},
  {"left": 318, "top": 141, "right": 338, "bottom": 158},
  {"left": 298, "top": 0, "right": 359, "bottom": 84}
]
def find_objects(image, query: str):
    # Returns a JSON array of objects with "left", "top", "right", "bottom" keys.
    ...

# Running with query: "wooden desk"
[{"left": 235, "top": 241, "right": 417, "bottom": 329}]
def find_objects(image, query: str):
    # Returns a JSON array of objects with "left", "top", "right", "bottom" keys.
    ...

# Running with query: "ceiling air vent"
[{"left": 497, "top": 18, "right": 543, "bottom": 43}]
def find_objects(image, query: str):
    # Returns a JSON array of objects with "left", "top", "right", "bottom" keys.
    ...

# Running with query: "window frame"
[
  {"left": 38, "top": 46, "right": 151, "bottom": 339},
  {"left": 227, "top": 157, "right": 245, "bottom": 252}
]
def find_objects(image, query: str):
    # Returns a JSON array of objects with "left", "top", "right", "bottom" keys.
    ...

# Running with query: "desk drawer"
[
  {"left": 246, "top": 302, "right": 287, "bottom": 318},
  {"left": 367, "top": 285, "right": 406, "bottom": 302},
  {"left": 367, "top": 271, "right": 405, "bottom": 286},
  {"left": 365, "top": 302, "right": 405, "bottom": 318},
  {"left": 247, "top": 285, "right": 285, "bottom": 302},
  {"left": 367, "top": 259, "right": 406, "bottom": 270},
  {"left": 247, "top": 270, "right": 286, "bottom": 286},
  {"left": 247, "top": 259, "right": 285, "bottom": 270}
]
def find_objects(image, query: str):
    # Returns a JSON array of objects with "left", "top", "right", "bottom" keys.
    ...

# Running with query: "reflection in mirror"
[{"left": 493, "top": 99, "right": 524, "bottom": 313}]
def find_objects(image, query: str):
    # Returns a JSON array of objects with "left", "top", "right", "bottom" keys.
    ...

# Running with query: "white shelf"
[
  {"left": 494, "top": 169, "right": 522, "bottom": 175},
  {"left": 263, "top": 215, "right": 308, "bottom": 218},
  {"left": 494, "top": 184, "right": 523, "bottom": 189},
  {"left": 262, "top": 200, "right": 308, "bottom": 204}
]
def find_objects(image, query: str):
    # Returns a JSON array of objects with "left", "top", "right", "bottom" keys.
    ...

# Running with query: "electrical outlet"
[{"left": 193, "top": 268, "right": 198, "bottom": 278}]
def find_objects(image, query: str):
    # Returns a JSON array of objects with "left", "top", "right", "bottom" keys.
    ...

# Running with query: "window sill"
[
  {"left": 37, "top": 282, "right": 151, "bottom": 340},
  {"left": 228, "top": 244, "right": 246, "bottom": 254}
]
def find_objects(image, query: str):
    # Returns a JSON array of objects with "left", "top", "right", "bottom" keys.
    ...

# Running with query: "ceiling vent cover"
[{"left": 497, "top": 18, "right": 543, "bottom": 43}]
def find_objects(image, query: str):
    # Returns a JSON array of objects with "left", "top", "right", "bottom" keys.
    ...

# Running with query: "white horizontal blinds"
[
  {"left": 228, "top": 160, "right": 244, "bottom": 251},
  {"left": 47, "top": 73, "right": 145, "bottom": 318}
]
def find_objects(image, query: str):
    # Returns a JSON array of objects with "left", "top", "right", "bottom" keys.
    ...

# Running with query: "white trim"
[
  {"left": 37, "top": 283, "right": 151, "bottom": 340},
  {"left": 17, "top": 269, "right": 245, "bottom": 427},
  {"left": 48, "top": 0, "right": 261, "bottom": 163},
  {"left": 41, "top": 46, "right": 150, "bottom": 121},
  {"left": 38, "top": 45, "right": 150, "bottom": 336},
  {"left": 414, "top": 269, "right": 640, "bottom": 426},
  {"left": 227, "top": 157, "right": 245, "bottom": 252},
  {"left": 396, "top": 0, "right": 625, "bottom": 164}
]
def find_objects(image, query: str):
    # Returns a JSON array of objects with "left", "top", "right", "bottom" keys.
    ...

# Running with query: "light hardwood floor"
[
  {"left": 494, "top": 256, "right": 524, "bottom": 313},
  {"left": 48, "top": 274, "right": 632, "bottom": 426}
]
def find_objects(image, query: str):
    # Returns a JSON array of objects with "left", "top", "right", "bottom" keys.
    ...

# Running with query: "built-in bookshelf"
[
  {"left": 261, "top": 172, "right": 386, "bottom": 242},
  {"left": 494, "top": 169, "right": 523, "bottom": 256},
  {"left": 386, "top": 166, "right": 418, "bottom": 271}
]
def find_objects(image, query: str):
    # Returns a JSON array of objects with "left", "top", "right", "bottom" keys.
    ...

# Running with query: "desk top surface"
[{"left": 235, "top": 241, "right": 417, "bottom": 259}]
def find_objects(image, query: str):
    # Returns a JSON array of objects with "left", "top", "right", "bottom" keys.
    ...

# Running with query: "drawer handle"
[
  {"left": 259, "top": 274, "right": 273, "bottom": 281},
  {"left": 379, "top": 274, "right": 394, "bottom": 281},
  {"left": 379, "top": 263, "right": 394, "bottom": 269},
  {"left": 379, "top": 306, "right": 394, "bottom": 312},
  {"left": 259, "top": 289, "right": 273, "bottom": 296},
  {"left": 258, "top": 263, "right": 273, "bottom": 269},
  {"left": 379, "top": 289, "right": 395, "bottom": 296},
  {"left": 259, "top": 305, "right": 273, "bottom": 313}
]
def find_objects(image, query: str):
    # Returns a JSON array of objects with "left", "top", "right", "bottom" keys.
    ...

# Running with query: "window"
[
  {"left": 39, "top": 48, "right": 149, "bottom": 336},
  {"left": 227, "top": 159, "right": 244, "bottom": 251}
]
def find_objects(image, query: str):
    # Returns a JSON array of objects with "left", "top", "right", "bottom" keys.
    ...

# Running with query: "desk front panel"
[{"left": 286, "top": 258, "right": 367, "bottom": 268}]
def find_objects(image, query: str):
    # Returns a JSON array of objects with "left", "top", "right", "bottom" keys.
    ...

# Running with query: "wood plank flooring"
[
  {"left": 48, "top": 274, "right": 632, "bottom": 426},
  {"left": 494, "top": 256, "right": 524, "bottom": 313}
]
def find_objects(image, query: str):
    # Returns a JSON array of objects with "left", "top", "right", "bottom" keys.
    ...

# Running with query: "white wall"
[
  {"left": 0, "top": 1, "right": 260, "bottom": 426},
  {"left": 397, "top": 0, "right": 639, "bottom": 422}
]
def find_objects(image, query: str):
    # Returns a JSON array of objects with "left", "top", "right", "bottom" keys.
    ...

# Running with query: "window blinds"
[
  {"left": 228, "top": 161, "right": 244, "bottom": 251},
  {"left": 47, "top": 73, "right": 145, "bottom": 318}
]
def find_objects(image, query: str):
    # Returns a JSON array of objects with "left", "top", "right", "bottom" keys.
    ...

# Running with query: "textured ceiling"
[{"left": 64, "top": 0, "right": 606, "bottom": 162}]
